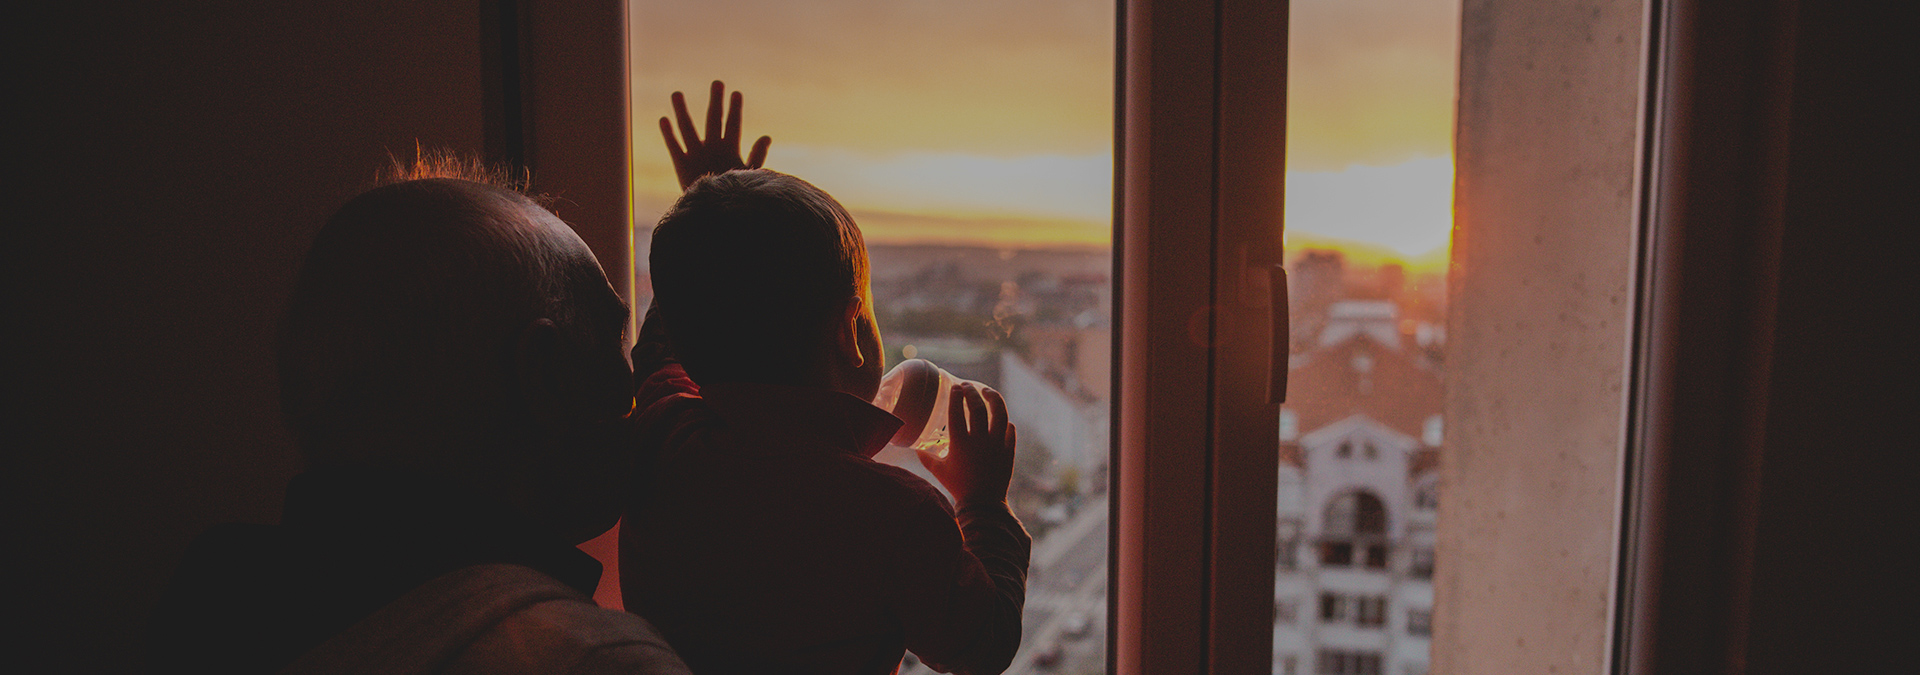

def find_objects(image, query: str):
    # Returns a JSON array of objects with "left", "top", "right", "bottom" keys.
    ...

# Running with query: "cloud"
[{"left": 1285, "top": 156, "right": 1454, "bottom": 258}]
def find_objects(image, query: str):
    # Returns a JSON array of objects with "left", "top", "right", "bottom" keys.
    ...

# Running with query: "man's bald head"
[{"left": 279, "top": 178, "right": 629, "bottom": 473}]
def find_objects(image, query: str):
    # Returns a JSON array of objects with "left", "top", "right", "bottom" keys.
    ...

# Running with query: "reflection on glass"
[
  {"left": 1275, "top": 0, "right": 1459, "bottom": 674},
  {"left": 630, "top": 2, "right": 1113, "bottom": 673}
]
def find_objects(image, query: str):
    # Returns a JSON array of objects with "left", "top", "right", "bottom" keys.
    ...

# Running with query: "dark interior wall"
[
  {"left": 1633, "top": 0, "right": 1915, "bottom": 671},
  {"left": 1746, "top": 2, "right": 1912, "bottom": 672},
  {"left": 17, "top": 2, "right": 490, "bottom": 670}
]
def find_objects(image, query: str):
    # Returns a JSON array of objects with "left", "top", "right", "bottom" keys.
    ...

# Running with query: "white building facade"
[{"left": 1272, "top": 319, "right": 1442, "bottom": 675}]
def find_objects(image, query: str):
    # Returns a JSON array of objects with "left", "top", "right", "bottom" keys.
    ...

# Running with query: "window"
[
  {"left": 612, "top": 0, "right": 1671, "bottom": 670},
  {"left": 1317, "top": 592, "right": 1388, "bottom": 628},
  {"left": 1110, "top": 0, "right": 1645, "bottom": 669},
  {"left": 1325, "top": 491, "right": 1387, "bottom": 536},
  {"left": 1275, "top": 598, "right": 1299, "bottom": 624},
  {"left": 1413, "top": 480, "right": 1439, "bottom": 511},
  {"left": 1364, "top": 543, "right": 1388, "bottom": 570},
  {"left": 1355, "top": 596, "right": 1387, "bottom": 628},
  {"left": 629, "top": 2, "right": 1113, "bottom": 673},
  {"left": 1320, "top": 541, "right": 1355, "bottom": 567},
  {"left": 1409, "top": 546, "right": 1435, "bottom": 579},
  {"left": 1321, "top": 491, "right": 1388, "bottom": 567},
  {"left": 1407, "top": 608, "right": 1432, "bottom": 637},
  {"left": 1316, "top": 649, "right": 1384, "bottom": 675},
  {"left": 1277, "top": 517, "right": 1303, "bottom": 570}
]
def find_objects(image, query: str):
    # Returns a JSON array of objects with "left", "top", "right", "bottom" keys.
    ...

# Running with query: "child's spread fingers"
[
  {"left": 671, "top": 91, "right": 700, "bottom": 150},
  {"left": 748, "top": 136, "right": 771, "bottom": 168},
  {"left": 704, "top": 81, "right": 725, "bottom": 147},
  {"left": 659, "top": 118, "right": 684, "bottom": 159},
  {"left": 725, "top": 90, "right": 744, "bottom": 143}
]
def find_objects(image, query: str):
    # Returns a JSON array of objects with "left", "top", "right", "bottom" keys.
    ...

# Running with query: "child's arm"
[
  {"left": 900, "top": 384, "right": 1031, "bottom": 675},
  {"left": 659, "top": 80, "right": 772, "bottom": 190}
]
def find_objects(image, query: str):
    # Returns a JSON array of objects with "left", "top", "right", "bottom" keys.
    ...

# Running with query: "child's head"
[{"left": 650, "top": 169, "right": 884, "bottom": 396}]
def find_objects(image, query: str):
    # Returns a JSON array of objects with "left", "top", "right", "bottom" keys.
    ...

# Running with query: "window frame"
[
  {"left": 588, "top": 0, "right": 1671, "bottom": 671},
  {"left": 512, "top": 0, "right": 634, "bottom": 313},
  {"left": 1117, "top": 0, "right": 1653, "bottom": 673},
  {"left": 1113, "top": 0, "right": 1289, "bottom": 672}
]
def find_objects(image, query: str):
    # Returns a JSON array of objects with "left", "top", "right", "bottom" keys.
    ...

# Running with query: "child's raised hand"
[
  {"left": 660, "top": 80, "right": 772, "bottom": 190},
  {"left": 917, "top": 382, "right": 1018, "bottom": 509}
]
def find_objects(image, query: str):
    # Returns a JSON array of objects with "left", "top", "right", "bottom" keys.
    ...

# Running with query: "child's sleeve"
[{"left": 892, "top": 492, "right": 1032, "bottom": 675}]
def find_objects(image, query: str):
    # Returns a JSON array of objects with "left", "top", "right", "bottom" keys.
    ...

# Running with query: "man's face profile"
[{"left": 512, "top": 200, "right": 637, "bottom": 543}]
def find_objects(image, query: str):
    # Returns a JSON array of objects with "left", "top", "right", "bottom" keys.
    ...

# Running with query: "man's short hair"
[
  {"left": 649, "top": 170, "right": 869, "bottom": 384},
  {"left": 278, "top": 175, "right": 597, "bottom": 460}
]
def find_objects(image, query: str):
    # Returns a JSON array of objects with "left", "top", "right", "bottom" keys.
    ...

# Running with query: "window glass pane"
[
  {"left": 630, "top": 3, "right": 1114, "bottom": 674},
  {"left": 1275, "top": 0, "right": 1458, "bottom": 673}
]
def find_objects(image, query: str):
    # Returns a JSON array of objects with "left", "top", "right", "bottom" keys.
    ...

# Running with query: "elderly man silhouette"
[{"left": 149, "top": 157, "right": 693, "bottom": 675}]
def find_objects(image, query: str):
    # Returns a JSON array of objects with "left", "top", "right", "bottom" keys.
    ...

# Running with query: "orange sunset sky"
[{"left": 627, "top": 0, "right": 1461, "bottom": 270}]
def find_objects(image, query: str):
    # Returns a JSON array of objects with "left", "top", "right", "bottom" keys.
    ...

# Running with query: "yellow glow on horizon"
[
  {"left": 639, "top": 153, "right": 1455, "bottom": 269},
  {"left": 628, "top": 0, "right": 1462, "bottom": 265}
]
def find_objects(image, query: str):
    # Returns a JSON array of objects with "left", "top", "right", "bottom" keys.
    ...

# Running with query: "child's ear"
[{"left": 838, "top": 295, "right": 867, "bottom": 369}]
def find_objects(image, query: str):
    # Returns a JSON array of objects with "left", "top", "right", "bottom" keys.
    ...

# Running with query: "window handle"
[{"left": 1270, "top": 264, "right": 1290, "bottom": 404}]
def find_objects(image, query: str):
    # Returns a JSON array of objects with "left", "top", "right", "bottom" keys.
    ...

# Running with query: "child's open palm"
[{"left": 660, "top": 80, "right": 772, "bottom": 190}]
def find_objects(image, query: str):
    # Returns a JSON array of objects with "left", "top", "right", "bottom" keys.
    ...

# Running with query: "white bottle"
[{"left": 871, "top": 358, "right": 977, "bottom": 457}]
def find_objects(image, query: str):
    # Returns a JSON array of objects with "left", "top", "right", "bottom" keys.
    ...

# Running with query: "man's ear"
[
  {"left": 838, "top": 296, "right": 867, "bottom": 370},
  {"left": 515, "top": 318, "right": 565, "bottom": 428}
]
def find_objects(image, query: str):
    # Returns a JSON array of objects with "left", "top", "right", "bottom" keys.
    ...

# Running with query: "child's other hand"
[
  {"left": 660, "top": 80, "right": 772, "bottom": 190},
  {"left": 917, "top": 382, "right": 1017, "bottom": 510}
]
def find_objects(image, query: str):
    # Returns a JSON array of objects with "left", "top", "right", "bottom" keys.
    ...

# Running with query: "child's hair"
[{"left": 649, "top": 169, "right": 870, "bottom": 384}]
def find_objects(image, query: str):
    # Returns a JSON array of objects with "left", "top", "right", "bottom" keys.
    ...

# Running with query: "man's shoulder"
[
  {"left": 452, "top": 592, "right": 691, "bottom": 675},
  {"left": 280, "top": 563, "right": 692, "bottom": 675}
]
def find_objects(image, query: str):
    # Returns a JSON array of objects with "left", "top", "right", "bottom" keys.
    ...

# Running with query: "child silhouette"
[{"left": 621, "top": 82, "right": 1030, "bottom": 675}]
